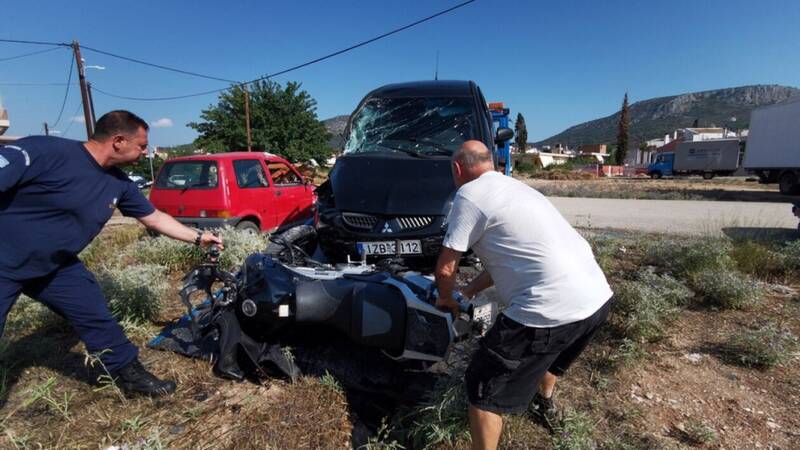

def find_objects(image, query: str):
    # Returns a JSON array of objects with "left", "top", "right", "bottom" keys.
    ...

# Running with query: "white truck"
[
  {"left": 743, "top": 97, "right": 800, "bottom": 194},
  {"left": 647, "top": 139, "right": 742, "bottom": 179}
]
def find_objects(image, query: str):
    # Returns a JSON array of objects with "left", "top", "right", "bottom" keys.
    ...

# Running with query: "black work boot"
[
  {"left": 114, "top": 359, "right": 177, "bottom": 397},
  {"left": 528, "top": 392, "right": 560, "bottom": 431}
]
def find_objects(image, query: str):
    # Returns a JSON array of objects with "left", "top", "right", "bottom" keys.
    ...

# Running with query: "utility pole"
[
  {"left": 43, "top": 122, "right": 49, "bottom": 136},
  {"left": 72, "top": 40, "right": 94, "bottom": 138},
  {"left": 87, "top": 82, "right": 97, "bottom": 125},
  {"left": 242, "top": 84, "right": 253, "bottom": 152}
]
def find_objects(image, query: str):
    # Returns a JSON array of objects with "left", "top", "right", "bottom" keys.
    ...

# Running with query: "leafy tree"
[
  {"left": 514, "top": 113, "right": 528, "bottom": 152},
  {"left": 189, "top": 80, "right": 332, "bottom": 162},
  {"left": 616, "top": 93, "right": 630, "bottom": 165}
]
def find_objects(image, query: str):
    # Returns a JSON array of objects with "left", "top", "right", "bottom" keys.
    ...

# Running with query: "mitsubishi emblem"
[{"left": 381, "top": 223, "right": 394, "bottom": 234}]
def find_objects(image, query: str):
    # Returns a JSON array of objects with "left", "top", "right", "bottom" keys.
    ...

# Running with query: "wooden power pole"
[
  {"left": 43, "top": 122, "right": 49, "bottom": 136},
  {"left": 242, "top": 84, "right": 253, "bottom": 152},
  {"left": 72, "top": 40, "right": 95, "bottom": 138}
]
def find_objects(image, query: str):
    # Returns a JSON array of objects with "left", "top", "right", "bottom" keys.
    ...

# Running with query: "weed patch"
[
  {"left": 731, "top": 241, "right": 786, "bottom": 280},
  {"left": 552, "top": 408, "right": 596, "bottom": 450},
  {"left": 402, "top": 372, "right": 470, "bottom": 449},
  {"left": 96, "top": 264, "right": 168, "bottom": 323},
  {"left": 3, "top": 295, "right": 68, "bottom": 336},
  {"left": 645, "top": 237, "right": 733, "bottom": 278},
  {"left": 681, "top": 419, "right": 718, "bottom": 445},
  {"left": 612, "top": 268, "right": 693, "bottom": 342},
  {"left": 721, "top": 321, "right": 799, "bottom": 369},
  {"left": 691, "top": 268, "right": 761, "bottom": 310}
]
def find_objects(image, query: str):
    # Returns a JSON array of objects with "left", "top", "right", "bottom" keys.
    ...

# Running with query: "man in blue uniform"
[{"left": 0, "top": 110, "right": 223, "bottom": 397}]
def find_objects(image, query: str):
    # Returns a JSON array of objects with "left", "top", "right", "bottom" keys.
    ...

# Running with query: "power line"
[
  {"left": 0, "top": 82, "right": 76, "bottom": 86},
  {"left": 61, "top": 100, "right": 85, "bottom": 138},
  {"left": 0, "top": 45, "right": 65, "bottom": 63},
  {"left": 81, "top": 44, "right": 241, "bottom": 84},
  {"left": 91, "top": 0, "right": 477, "bottom": 102},
  {"left": 51, "top": 52, "right": 75, "bottom": 127},
  {"left": 0, "top": 38, "right": 69, "bottom": 46}
]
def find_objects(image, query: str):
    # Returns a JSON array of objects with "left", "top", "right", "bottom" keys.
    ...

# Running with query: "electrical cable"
[
  {"left": 0, "top": 45, "right": 64, "bottom": 63},
  {"left": 51, "top": 52, "right": 75, "bottom": 127},
  {"left": 0, "top": 82, "right": 75, "bottom": 86},
  {"left": 91, "top": 0, "right": 477, "bottom": 101},
  {"left": 80, "top": 45, "right": 241, "bottom": 84},
  {"left": 61, "top": 100, "right": 85, "bottom": 138},
  {"left": 0, "top": 38, "right": 69, "bottom": 46}
]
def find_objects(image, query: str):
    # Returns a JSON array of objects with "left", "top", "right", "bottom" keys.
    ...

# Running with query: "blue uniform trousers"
[{"left": 0, "top": 261, "right": 138, "bottom": 372}]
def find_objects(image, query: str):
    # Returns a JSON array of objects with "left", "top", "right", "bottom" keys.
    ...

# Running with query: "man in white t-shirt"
[{"left": 434, "top": 140, "right": 613, "bottom": 450}]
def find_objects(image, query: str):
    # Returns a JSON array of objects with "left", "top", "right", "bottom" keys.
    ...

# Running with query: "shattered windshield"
[{"left": 344, "top": 97, "right": 479, "bottom": 156}]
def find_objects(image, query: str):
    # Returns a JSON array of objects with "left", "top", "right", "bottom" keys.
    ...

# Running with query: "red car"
[{"left": 149, "top": 152, "right": 315, "bottom": 233}]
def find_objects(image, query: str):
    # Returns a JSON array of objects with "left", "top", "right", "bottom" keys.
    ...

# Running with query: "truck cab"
[{"left": 648, "top": 152, "right": 674, "bottom": 179}]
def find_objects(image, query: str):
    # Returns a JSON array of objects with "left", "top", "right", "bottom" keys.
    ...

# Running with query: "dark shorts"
[{"left": 465, "top": 300, "right": 611, "bottom": 414}]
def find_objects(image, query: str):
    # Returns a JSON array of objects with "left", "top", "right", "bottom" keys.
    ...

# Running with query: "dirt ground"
[
  {"left": 520, "top": 176, "right": 799, "bottom": 203},
  {"left": 1, "top": 228, "right": 799, "bottom": 449}
]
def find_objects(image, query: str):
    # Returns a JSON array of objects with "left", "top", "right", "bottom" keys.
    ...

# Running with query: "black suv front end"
[{"left": 316, "top": 80, "right": 501, "bottom": 267}]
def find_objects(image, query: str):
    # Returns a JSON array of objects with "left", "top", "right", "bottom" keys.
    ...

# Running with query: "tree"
[
  {"left": 514, "top": 113, "right": 528, "bottom": 152},
  {"left": 189, "top": 80, "right": 332, "bottom": 162},
  {"left": 615, "top": 93, "right": 630, "bottom": 165}
]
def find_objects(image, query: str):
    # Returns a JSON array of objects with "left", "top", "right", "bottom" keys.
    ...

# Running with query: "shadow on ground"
[{"left": 722, "top": 227, "right": 799, "bottom": 243}]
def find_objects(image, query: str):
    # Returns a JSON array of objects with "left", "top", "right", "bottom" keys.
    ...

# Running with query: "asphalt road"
[
  {"left": 107, "top": 197, "right": 799, "bottom": 237},
  {"left": 548, "top": 196, "right": 798, "bottom": 236}
]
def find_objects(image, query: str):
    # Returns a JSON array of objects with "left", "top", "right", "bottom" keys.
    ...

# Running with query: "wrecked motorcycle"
[{"left": 178, "top": 226, "right": 496, "bottom": 382}]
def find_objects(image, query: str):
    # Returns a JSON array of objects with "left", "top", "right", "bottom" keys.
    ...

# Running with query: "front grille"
[
  {"left": 342, "top": 212, "right": 378, "bottom": 230},
  {"left": 396, "top": 216, "right": 434, "bottom": 231}
]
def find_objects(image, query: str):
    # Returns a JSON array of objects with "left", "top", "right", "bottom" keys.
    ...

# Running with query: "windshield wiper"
[{"left": 376, "top": 144, "right": 431, "bottom": 159}]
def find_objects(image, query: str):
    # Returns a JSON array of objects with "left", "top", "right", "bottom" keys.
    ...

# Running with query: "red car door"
[
  {"left": 230, "top": 158, "right": 278, "bottom": 231},
  {"left": 265, "top": 160, "right": 313, "bottom": 228}
]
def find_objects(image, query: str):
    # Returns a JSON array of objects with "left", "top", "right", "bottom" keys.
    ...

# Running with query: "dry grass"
[{"left": 2, "top": 225, "right": 800, "bottom": 448}]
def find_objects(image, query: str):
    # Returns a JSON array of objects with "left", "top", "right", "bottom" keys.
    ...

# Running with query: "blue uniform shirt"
[{"left": 0, "top": 136, "right": 155, "bottom": 280}]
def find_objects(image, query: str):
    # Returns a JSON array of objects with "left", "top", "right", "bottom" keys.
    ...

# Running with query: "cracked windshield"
[{"left": 344, "top": 97, "right": 478, "bottom": 156}]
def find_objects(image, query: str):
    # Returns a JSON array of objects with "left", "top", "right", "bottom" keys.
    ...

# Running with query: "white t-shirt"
[{"left": 443, "top": 171, "right": 612, "bottom": 327}]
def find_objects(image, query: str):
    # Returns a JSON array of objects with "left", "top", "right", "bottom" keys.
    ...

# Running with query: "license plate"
[{"left": 357, "top": 240, "right": 422, "bottom": 255}]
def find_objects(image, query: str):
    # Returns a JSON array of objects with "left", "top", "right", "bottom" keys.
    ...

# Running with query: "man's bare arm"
[
  {"left": 137, "top": 210, "right": 223, "bottom": 248},
  {"left": 434, "top": 247, "right": 462, "bottom": 316},
  {"left": 462, "top": 270, "right": 494, "bottom": 299}
]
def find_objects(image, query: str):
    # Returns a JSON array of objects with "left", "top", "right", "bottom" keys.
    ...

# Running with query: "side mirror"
[{"left": 495, "top": 127, "right": 514, "bottom": 144}]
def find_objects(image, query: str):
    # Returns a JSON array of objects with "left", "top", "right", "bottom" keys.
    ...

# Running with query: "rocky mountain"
[
  {"left": 322, "top": 115, "right": 349, "bottom": 150},
  {"left": 537, "top": 85, "right": 800, "bottom": 146}
]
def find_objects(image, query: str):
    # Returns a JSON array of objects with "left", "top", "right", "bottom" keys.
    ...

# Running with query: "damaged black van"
[{"left": 315, "top": 80, "right": 513, "bottom": 266}]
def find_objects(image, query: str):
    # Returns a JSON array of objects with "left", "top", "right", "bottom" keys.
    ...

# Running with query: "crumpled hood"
[{"left": 329, "top": 155, "right": 455, "bottom": 216}]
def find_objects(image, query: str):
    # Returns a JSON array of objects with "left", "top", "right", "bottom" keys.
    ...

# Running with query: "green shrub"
[
  {"left": 552, "top": 409, "right": 596, "bottom": 450},
  {"left": 682, "top": 419, "right": 718, "bottom": 445},
  {"left": 612, "top": 268, "right": 693, "bottom": 342},
  {"left": 126, "top": 227, "right": 269, "bottom": 272},
  {"left": 3, "top": 295, "right": 68, "bottom": 336},
  {"left": 125, "top": 236, "right": 204, "bottom": 272},
  {"left": 691, "top": 268, "right": 760, "bottom": 310},
  {"left": 644, "top": 238, "right": 733, "bottom": 278},
  {"left": 731, "top": 241, "right": 787, "bottom": 279},
  {"left": 215, "top": 227, "right": 271, "bottom": 270},
  {"left": 778, "top": 240, "right": 800, "bottom": 272},
  {"left": 96, "top": 264, "right": 168, "bottom": 323},
  {"left": 722, "top": 321, "right": 798, "bottom": 369},
  {"left": 80, "top": 225, "right": 145, "bottom": 271},
  {"left": 586, "top": 235, "right": 622, "bottom": 276},
  {"left": 404, "top": 372, "right": 470, "bottom": 448}
]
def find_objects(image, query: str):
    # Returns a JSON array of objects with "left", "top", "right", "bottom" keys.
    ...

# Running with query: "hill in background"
[
  {"left": 537, "top": 85, "right": 800, "bottom": 146},
  {"left": 322, "top": 115, "right": 349, "bottom": 151}
]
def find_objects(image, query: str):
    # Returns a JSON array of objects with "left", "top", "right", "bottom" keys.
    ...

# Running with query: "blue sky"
[{"left": 2, "top": 0, "right": 799, "bottom": 146}]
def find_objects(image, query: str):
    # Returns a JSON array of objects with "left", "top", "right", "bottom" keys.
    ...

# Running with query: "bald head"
[
  {"left": 453, "top": 140, "right": 493, "bottom": 169},
  {"left": 451, "top": 140, "right": 494, "bottom": 187}
]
